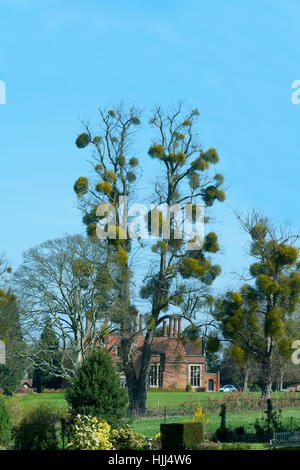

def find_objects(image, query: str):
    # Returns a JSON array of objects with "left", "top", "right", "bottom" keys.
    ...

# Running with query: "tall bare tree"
[
  {"left": 73, "top": 105, "right": 147, "bottom": 407},
  {"left": 130, "top": 104, "right": 225, "bottom": 412},
  {"left": 14, "top": 234, "right": 115, "bottom": 380},
  {"left": 73, "top": 104, "right": 225, "bottom": 414}
]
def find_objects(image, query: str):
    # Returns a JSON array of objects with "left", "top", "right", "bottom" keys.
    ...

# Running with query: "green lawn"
[
  {"left": 147, "top": 391, "right": 259, "bottom": 407},
  {"left": 6, "top": 390, "right": 300, "bottom": 449},
  {"left": 130, "top": 407, "right": 300, "bottom": 438},
  {"left": 148, "top": 390, "right": 300, "bottom": 407},
  {"left": 12, "top": 392, "right": 68, "bottom": 410},
  {"left": 7, "top": 390, "right": 300, "bottom": 418},
  {"left": 11, "top": 389, "right": 295, "bottom": 410}
]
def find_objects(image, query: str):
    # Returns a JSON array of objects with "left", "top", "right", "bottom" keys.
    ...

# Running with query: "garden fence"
[{"left": 127, "top": 392, "right": 300, "bottom": 419}]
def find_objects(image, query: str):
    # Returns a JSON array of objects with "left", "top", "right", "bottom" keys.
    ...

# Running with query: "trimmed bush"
[
  {"left": 0, "top": 396, "right": 12, "bottom": 448},
  {"left": 160, "top": 422, "right": 204, "bottom": 450},
  {"left": 65, "top": 346, "right": 128, "bottom": 427},
  {"left": 110, "top": 424, "right": 146, "bottom": 450},
  {"left": 13, "top": 402, "right": 59, "bottom": 450}
]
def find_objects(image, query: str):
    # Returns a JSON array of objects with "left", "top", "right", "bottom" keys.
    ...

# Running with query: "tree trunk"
[
  {"left": 261, "top": 353, "right": 272, "bottom": 399},
  {"left": 279, "top": 368, "right": 284, "bottom": 391},
  {"left": 126, "top": 327, "right": 156, "bottom": 416},
  {"left": 124, "top": 243, "right": 167, "bottom": 416},
  {"left": 243, "top": 366, "right": 249, "bottom": 392}
]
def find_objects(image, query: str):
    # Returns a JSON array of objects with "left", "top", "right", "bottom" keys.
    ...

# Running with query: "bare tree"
[
  {"left": 72, "top": 104, "right": 224, "bottom": 414},
  {"left": 0, "top": 253, "right": 12, "bottom": 285},
  {"left": 130, "top": 104, "right": 225, "bottom": 413},
  {"left": 13, "top": 234, "right": 116, "bottom": 380}
]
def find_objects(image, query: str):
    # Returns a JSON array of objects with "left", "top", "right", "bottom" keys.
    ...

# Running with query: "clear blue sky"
[{"left": 0, "top": 0, "right": 300, "bottom": 302}]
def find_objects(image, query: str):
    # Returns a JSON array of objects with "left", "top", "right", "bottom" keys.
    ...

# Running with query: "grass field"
[
  {"left": 146, "top": 390, "right": 294, "bottom": 407},
  {"left": 131, "top": 407, "right": 300, "bottom": 438},
  {"left": 10, "top": 389, "right": 298, "bottom": 410},
  {"left": 6, "top": 391, "right": 300, "bottom": 448}
]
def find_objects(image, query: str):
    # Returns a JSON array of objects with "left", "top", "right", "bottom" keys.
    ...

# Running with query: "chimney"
[
  {"left": 178, "top": 317, "right": 182, "bottom": 335},
  {"left": 134, "top": 314, "right": 138, "bottom": 334},
  {"left": 139, "top": 314, "right": 143, "bottom": 333},
  {"left": 169, "top": 317, "right": 173, "bottom": 337},
  {"left": 173, "top": 317, "right": 178, "bottom": 337},
  {"left": 163, "top": 320, "right": 167, "bottom": 337}
]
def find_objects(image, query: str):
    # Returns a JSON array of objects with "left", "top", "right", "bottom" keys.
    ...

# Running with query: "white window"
[
  {"left": 149, "top": 364, "right": 162, "bottom": 388},
  {"left": 189, "top": 365, "right": 201, "bottom": 387}
]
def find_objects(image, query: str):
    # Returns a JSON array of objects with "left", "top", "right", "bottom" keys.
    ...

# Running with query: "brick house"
[{"left": 106, "top": 314, "right": 220, "bottom": 392}]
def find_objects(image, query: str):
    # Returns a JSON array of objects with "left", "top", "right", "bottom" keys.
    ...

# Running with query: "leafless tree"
[{"left": 13, "top": 234, "right": 116, "bottom": 380}]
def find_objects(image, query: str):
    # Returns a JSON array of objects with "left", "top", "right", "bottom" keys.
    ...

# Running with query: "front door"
[{"left": 208, "top": 379, "right": 214, "bottom": 391}]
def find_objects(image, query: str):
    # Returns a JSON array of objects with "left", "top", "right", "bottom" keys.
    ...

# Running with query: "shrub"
[
  {"left": 0, "top": 364, "right": 22, "bottom": 395},
  {"left": 222, "top": 443, "right": 251, "bottom": 450},
  {"left": 190, "top": 404, "right": 209, "bottom": 425},
  {"left": 254, "top": 399, "right": 285, "bottom": 435},
  {"left": 214, "top": 426, "right": 233, "bottom": 442},
  {"left": 13, "top": 402, "right": 59, "bottom": 450},
  {"left": 67, "top": 415, "right": 113, "bottom": 450},
  {"left": 160, "top": 422, "right": 204, "bottom": 450},
  {"left": 213, "top": 403, "right": 233, "bottom": 442},
  {"left": 195, "top": 441, "right": 219, "bottom": 450},
  {"left": 58, "top": 407, "right": 81, "bottom": 450},
  {"left": 234, "top": 426, "right": 245, "bottom": 436},
  {"left": 151, "top": 431, "right": 162, "bottom": 450},
  {"left": 65, "top": 347, "right": 128, "bottom": 427},
  {"left": 5, "top": 397, "right": 24, "bottom": 428},
  {"left": 185, "top": 383, "right": 192, "bottom": 392},
  {"left": 0, "top": 396, "right": 12, "bottom": 448},
  {"left": 110, "top": 424, "right": 146, "bottom": 450}
]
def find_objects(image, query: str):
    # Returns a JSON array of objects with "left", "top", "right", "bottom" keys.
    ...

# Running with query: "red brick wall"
[
  {"left": 107, "top": 332, "right": 220, "bottom": 391},
  {"left": 203, "top": 372, "right": 220, "bottom": 392},
  {"left": 162, "top": 362, "right": 187, "bottom": 389}
]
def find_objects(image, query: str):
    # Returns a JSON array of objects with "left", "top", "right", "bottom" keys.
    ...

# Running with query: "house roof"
[{"left": 107, "top": 333, "right": 204, "bottom": 360}]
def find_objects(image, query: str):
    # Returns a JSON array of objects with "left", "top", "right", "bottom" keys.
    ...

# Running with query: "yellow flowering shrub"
[
  {"left": 68, "top": 415, "right": 113, "bottom": 450},
  {"left": 110, "top": 424, "right": 146, "bottom": 450},
  {"left": 191, "top": 405, "right": 209, "bottom": 425}
]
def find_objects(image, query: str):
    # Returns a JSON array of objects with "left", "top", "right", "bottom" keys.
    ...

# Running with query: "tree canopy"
[{"left": 215, "top": 211, "right": 300, "bottom": 397}]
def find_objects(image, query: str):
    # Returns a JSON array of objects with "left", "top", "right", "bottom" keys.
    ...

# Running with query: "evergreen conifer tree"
[{"left": 65, "top": 346, "right": 128, "bottom": 427}]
